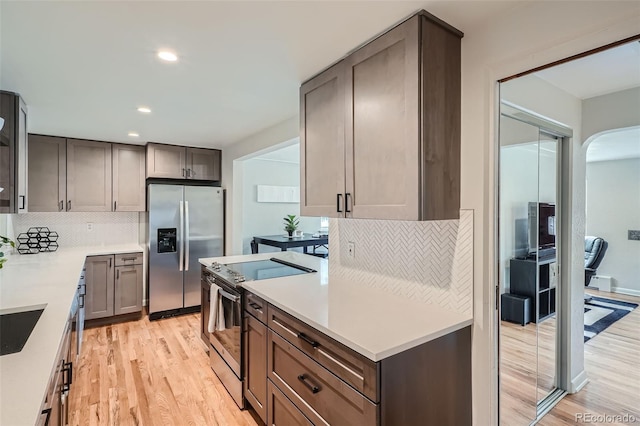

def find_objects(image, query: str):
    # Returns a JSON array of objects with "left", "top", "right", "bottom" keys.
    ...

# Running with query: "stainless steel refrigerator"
[{"left": 148, "top": 184, "right": 224, "bottom": 319}]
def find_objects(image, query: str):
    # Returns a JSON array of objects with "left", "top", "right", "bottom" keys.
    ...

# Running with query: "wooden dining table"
[{"left": 252, "top": 234, "right": 328, "bottom": 254}]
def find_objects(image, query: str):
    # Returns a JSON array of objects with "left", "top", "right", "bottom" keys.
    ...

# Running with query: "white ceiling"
[
  {"left": 535, "top": 41, "right": 640, "bottom": 100},
  {"left": 0, "top": 1, "right": 516, "bottom": 148},
  {"left": 587, "top": 127, "right": 640, "bottom": 163}
]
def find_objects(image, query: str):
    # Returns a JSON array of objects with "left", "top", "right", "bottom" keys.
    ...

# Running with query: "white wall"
[
  {"left": 241, "top": 157, "right": 320, "bottom": 254},
  {"left": 583, "top": 87, "right": 640, "bottom": 141},
  {"left": 460, "top": 2, "right": 639, "bottom": 423},
  {"left": 221, "top": 116, "right": 299, "bottom": 255},
  {"left": 586, "top": 158, "right": 640, "bottom": 295}
]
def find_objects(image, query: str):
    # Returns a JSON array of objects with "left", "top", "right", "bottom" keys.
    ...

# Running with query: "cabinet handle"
[
  {"left": 249, "top": 302, "right": 263, "bottom": 311},
  {"left": 336, "top": 194, "right": 343, "bottom": 213},
  {"left": 114, "top": 201, "right": 117, "bottom": 211},
  {"left": 41, "top": 408, "right": 52, "bottom": 425},
  {"left": 59, "top": 200, "right": 64, "bottom": 211},
  {"left": 345, "top": 193, "right": 352, "bottom": 213},
  {"left": 297, "top": 374, "right": 320, "bottom": 394},
  {"left": 117, "top": 269, "right": 120, "bottom": 279},
  {"left": 182, "top": 168, "right": 186, "bottom": 177},
  {"left": 19, "top": 195, "right": 26, "bottom": 210},
  {"left": 79, "top": 294, "right": 85, "bottom": 309},
  {"left": 62, "top": 361, "right": 73, "bottom": 392},
  {"left": 67, "top": 200, "right": 71, "bottom": 211},
  {"left": 109, "top": 257, "right": 112, "bottom": 268},
  {"left": 297, "top": 332, "right": 320, "bottom": 348},
  {"left": 121, "top": 257, "right": 137, "bottom": 261}
]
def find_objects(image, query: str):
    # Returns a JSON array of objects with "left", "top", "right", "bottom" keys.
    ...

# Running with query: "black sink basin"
[{"left": 0, "top": 306, "right": 45, "bottom": 356}]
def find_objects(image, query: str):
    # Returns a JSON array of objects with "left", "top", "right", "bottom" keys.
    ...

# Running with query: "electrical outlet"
[
  {"left": 86, "top": 222, "right": 94, "bottom": 232},
  {"left": 347, "top": 241, "right": 355, "bottom": 258},
  {"left": 629, "top": 230, "right": 640, "bottom": 241}
]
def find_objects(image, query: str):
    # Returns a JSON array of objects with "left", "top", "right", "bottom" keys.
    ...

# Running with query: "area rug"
[{"left": 584, "top": 296, "right": 638, "bottom": 342}]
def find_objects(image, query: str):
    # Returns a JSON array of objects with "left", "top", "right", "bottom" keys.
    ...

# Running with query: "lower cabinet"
[
  {"left": 267, "top": 380, "right": 313, "bottom": 426},
  {"left": 85, "top": 252, "right": 143, "bottom": 321},
  {"left": 243, "top": 294, "right": 472, "bottom": 426},
  {"left": 244, "top": 313, "right": 267, "bottom": 424}
]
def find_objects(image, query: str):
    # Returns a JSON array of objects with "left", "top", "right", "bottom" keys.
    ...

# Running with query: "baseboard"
[
  {"left": 611, "top": 287, "right": 640, "bottom": 297},
  {"left": 570, "top": 370, "right": 589, "bottom": 393}
]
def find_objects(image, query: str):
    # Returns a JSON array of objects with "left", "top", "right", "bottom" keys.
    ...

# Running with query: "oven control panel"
[{"left": 208, "top": 262, "right": 246, "bottom": 286}]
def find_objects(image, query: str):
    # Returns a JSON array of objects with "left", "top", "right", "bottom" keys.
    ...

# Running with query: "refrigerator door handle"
[
  {"left": 179, "top": 200, "right": 184, "bottom": 272},
  {"left": 185, "top": 201, "right": 190, "bottom": 271}
]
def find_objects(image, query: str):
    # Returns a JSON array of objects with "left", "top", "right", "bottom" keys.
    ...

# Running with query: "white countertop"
[
  {"left": 0, "top": 244, "right": 143, "bottom": 426},
  {"left": 199, "top": 252, "right": 472, "bottom": 362}
]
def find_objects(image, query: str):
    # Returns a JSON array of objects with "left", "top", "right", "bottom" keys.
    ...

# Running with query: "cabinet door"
[
  {"left": 112, "top": 144, "right": 145, "bottom": 211},
  {"left": 146, "top": 143, "right": 186, "bottom": 179},
  {"left": 114, "top": 264, "right": 143, "bottom": 315},
  {"left": 345, "top": 15, "right": 420, "bottom": 220},
  {"left": 85, "top": 255, "right": 114, "bottom": 320},
  {"left": 0, "top": 92, "right": 17, "bottom": 213},
  {"left": 16, "top": 96, "right": 28, "bottom": 213},
  {"left": 186, "top": 147, "right": 220, "bottom": 180},
  {"left": 67, "top": 139, "right": 112, "bottom": 211},
  {"left": 244, "top": 313, "right": 268, "bottom": 423},
  {"left": 267, "top": 380, "right": 313, "bottom": 426},
  {"left": 28, "top": 134, "right": 67, "bottom": 212},
  {"left": 300, "top": 61, "right": 346, "bottom": 218}
]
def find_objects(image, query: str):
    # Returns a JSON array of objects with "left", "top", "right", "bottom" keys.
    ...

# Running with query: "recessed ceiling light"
[
  {"left": 128, "top": 132, "right": 140, "bottom": 137},
  {"left": 137, "top": 107, "right": 151, "bottom": 113},
  {"left": 157, "top": 50, "right": 178, "bottom": 62}
]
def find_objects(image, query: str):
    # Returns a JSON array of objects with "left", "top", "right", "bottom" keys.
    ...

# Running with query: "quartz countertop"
[
  {"left": 199, "top": 252, "right": 472, "bottom": 362},
  {"left": 0, "top": 244, "right": 144, "bottom": 426}
]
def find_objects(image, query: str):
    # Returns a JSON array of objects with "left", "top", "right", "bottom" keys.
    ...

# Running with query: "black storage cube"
[{"left": 501, "top": 293, "right": 532, "bottom": 326}]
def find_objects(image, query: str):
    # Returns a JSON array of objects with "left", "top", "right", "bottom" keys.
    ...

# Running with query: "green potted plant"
[
  {"left": 0, "top": 235, "right": 15, "bottom": 269},
  {"left": 283, "top": 214, "right": 299, "bottom": 238}
]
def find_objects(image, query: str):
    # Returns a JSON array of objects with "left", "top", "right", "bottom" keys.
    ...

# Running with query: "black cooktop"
[
  {"left": 226, "top": 258, "right": 316, "bottom": 281},
  {"left": 0, "top": 308, "right": 45, "bottom": 356}
]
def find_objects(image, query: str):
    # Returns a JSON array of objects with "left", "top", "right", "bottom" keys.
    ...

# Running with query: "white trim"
[
  {"left": 611, "top": 286, "right": 640, "bottom": 297},
  {"left": 569, "top": 370, "right": 589, "bottom": 394}
]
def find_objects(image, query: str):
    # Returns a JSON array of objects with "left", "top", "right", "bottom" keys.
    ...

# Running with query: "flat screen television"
[{"left": 528, "top": 201, "right": 556, "bottom": 256}]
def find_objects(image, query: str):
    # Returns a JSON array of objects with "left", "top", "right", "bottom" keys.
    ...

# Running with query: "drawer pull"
[
  {"left": 297, "top": 374, "right": 320, "bottom": 394},
  {"left": 317, "top": 348, "right": 365, "bottom": 382},
  {"left": 121, "top": 257, "right": 137, "bottom": 261},
  {"left": 298, "top": 332, "right": 320, "bottom": 348},
  {"left": 249, "top": 302, "right": 263, "bottom": 311}
]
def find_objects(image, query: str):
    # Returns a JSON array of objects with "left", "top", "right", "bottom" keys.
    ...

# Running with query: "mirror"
[{"left": 499, "top": 102, "right": 563, "bottom": 423}]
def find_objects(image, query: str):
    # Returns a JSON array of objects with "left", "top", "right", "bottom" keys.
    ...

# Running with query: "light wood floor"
[
  {"left": 71, "top": 290, "right": 639, "bottom": 426},
  {"left": 68, "top": 313, "right": 259, "bottom": 426},
  {"left": 501, "top": 290, "right": 640, "bottom": 425}
]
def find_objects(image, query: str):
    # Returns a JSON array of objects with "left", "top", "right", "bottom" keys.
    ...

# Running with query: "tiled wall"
[
  {"left": 329, "top": 210, "right": 473, "bottom": 316},
  {"left": 10, "top": 212, "right": 140, "bottom": 248}
]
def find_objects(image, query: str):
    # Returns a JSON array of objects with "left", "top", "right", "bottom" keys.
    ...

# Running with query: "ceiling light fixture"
[
  {"left": 137, "top": 107, "right": 151, "bottom": 113},
  {"left": 157, "top": 50, "right": 178, "bottom": 62},
  {"left": 128, "top": 132, "right": 140, "bottom": 137}
]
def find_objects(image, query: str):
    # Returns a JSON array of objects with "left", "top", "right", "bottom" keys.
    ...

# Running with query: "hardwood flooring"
[
  {"left": 68, "top": 313, "right": 259, "bottom": 426},
  {"left": 501, "top": 290, "right": 640, "bottom": 425}
]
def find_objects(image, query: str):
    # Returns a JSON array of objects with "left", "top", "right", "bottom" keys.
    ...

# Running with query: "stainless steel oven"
[{"left": 202, "top": 257, "right": 317, "bottom": 410}]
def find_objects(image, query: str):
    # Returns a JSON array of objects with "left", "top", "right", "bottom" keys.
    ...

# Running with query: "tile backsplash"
[
  {"left": 329, "top": 210, "right": 473, "bottom": 315},
  {"left": 10, "top": 212, "right": 140, "bottom": 248}
]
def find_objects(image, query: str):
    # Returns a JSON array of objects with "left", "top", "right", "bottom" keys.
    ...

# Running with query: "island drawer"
[
  {"left": 268, "top": 330, "right": 378, "bottom": 426},
  {"left": 267, "top": 379, "right": 314, "bottom": 426},
  {"left": 244, "top": 291, "right": 267, "bottom": 323},
  {"left": 114, "top": 252, "right": 143, "bottom": 266},
  {"left": 268, "top": 305, "right": 378, "bottom": 402}
]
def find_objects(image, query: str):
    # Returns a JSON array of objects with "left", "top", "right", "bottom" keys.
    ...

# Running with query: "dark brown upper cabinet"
[
  {"left": 146, "top": 142, "right": 221, "bottom": 181},
  {"left": 300, "top": 11, "right": 462, "bottom": 221}
]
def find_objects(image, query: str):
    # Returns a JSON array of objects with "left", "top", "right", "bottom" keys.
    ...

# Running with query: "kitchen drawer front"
[
  {"left": 268, "top": 330, "right": 378, "bottom": 426},
  {"left": 268, "top": 305, "right": 378, "bottom": 401},
  {"left": 244, "top": 291, "right": 267, "bottom": 324},
  {"left": 267, "top": 379, "right": 314, "bottom": 426},
  {"left": 114, "top": 252, "right": 143, "bottom": 266}
]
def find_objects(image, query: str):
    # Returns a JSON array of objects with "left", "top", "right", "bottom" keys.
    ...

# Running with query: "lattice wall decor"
[{"left": 16, "top": 227, "right": 59, "bottom": 254}]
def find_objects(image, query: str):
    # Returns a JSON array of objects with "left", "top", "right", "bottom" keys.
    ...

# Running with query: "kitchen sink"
[{"left": 0, "top": 305, "right": 46, "bottom": 356}]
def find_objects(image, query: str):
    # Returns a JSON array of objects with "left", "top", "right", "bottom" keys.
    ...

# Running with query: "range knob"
[
  {"left": 211, "top": 262, "right": 222, "bottom": 271},
  {"left": 234, "top": 275, "right": 245, "bottom": 283}
]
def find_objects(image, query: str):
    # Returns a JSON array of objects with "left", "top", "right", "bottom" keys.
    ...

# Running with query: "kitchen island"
[
  {"left": 200, "top": 251, "right": 472, "bottom": 425},
  {"left": 0, "top": 245, "right": 143, "bottom": 426}
]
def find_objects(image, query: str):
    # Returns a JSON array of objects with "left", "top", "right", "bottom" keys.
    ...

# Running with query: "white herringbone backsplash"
[
  {"left": 11, "top": 212, "right": 140, "bottom": 248},
  {"left": 329, "top": 210, "right": 473, "bottom": 315}
]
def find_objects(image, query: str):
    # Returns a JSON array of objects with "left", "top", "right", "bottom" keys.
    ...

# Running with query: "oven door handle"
[{"left": 218, "top": 289, "right": 239, "bottom": 302}]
